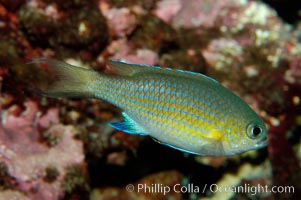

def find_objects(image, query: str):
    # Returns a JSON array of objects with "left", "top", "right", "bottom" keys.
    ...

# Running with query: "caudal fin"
[{"left": 28, "top": 58, "right": 99, "bottom": 98}]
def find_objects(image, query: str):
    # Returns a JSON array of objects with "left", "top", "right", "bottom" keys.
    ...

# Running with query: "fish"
[{"left": 29, "top": 58, "right": 267, "bottom": 156}]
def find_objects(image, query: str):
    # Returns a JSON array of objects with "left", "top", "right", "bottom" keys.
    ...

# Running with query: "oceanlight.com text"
[{"left": 125, "top": 183, "right": 294, "bottom": 196}]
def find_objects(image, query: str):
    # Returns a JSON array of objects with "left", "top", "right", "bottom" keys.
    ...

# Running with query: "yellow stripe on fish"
[{"left": 29, "top": 58, "right": 267, "bottom": 156}]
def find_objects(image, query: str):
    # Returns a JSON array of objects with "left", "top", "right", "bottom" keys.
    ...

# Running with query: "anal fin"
[
  {"left": 151, "top": 137, "right": 199, "bottom": 155},
  {"left": 151, "top": 136, "right": 225, "bottom": 156}
]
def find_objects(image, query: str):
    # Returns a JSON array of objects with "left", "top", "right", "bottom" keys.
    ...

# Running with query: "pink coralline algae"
[
  {"left": 106, "top": 39, "right": 159, "bottom": 65},
  {"left": 0, "top": 100, "right": 85, "bottom": 199},
  {"left": 154, "top": 0, "right": 240, "bottom": 28},
  {"left": 103, "top": 7, "right": 138, "bottom": 38},
  {"left": 153, "top": 0, "right": 181, "bottom": 23}
]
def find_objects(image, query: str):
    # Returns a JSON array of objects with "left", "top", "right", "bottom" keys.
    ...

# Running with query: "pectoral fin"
[
  {"left": 109, "top": 112, "right": 148, "bottom": 136},
  {"left": 196, "top": 139, "right": 225, "bottom": 156}
]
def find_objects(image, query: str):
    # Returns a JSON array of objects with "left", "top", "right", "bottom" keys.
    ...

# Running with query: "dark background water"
[{"left": 263, "top": 0, "right": 301, "bottom": 25}]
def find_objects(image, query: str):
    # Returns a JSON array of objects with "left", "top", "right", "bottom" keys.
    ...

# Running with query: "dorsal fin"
[
  {"left": 107, "top": 60, "right": 146, "bottom": 76},
  {"left": 107, "top": 60, "right": 219, "bottom": 84}
]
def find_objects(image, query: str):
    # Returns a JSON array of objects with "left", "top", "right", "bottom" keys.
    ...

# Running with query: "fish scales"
[
  {"left": 90, "top": 70, "right": 252, "bottom": 150},
  {"left": 30, "top": 58, "right": 267, "bottom": 156}
]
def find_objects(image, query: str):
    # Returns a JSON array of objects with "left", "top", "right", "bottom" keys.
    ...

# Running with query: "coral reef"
[
  {"left": 90, "top": 170, "right": 182, "bottom": 200},
  {"left": 7, "top": 0, "right": 109, "bottom": 61},
  {"left": 0, "top": 0, "right": 300, "bottom": 199},
  {"left": 204, "top": 160, "right": 272, "bottom": 200},
  {"left": 0, "top": 100, "right": 86, "bottom": 199}
]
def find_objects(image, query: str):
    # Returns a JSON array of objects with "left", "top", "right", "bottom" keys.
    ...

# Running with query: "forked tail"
[{"left": 28, "top": 58, "right": 100, "bottom": 98}]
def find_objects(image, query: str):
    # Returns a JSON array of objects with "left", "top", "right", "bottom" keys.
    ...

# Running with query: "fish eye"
[{"left": 246, "top": 122, "right": 263, "bottom": 139}]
